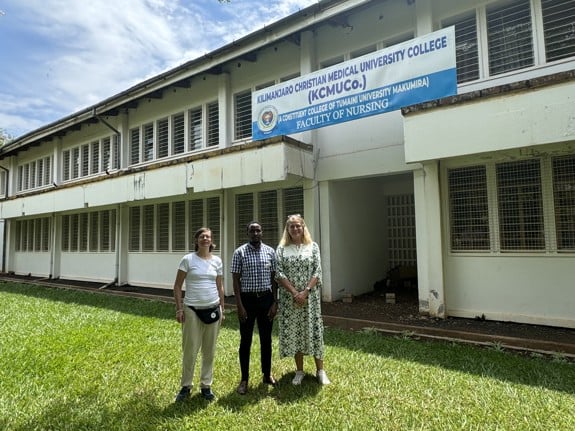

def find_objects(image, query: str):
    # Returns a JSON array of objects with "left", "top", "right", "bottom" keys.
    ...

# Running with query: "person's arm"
[
  {"left": 173, "top": 269, "right": 187, "bottom": 323},
  {"left": 216, "top": 274, "right": 225, "bottom": 322},
  {"left": 232, "top": 272, "right": 247, "bottom": 321},
  {"left": 268, "top": 270, "right": 279, "bottom": 320}
]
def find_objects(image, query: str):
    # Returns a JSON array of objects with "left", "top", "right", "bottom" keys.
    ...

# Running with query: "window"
[
  {"left": 496, "top": 159, "right": 544, "bottom": 251},
  {"left": 444, "top": 12, "right": 480, "bottom": 83},
  {"left": 129, "top": 199, "right": 220, "bottom": 252},
  {"left": 207, "top": 101, "right": 219, "bottom": 147},
  {"left": 81, "top": 144, "right": 90, "bottom": 177},
  {"left": 445, "top": 156, "right": 575, "bottom": 254},
  {"left": 387, "top": 194, "right": 417, "bottom": 267},
  {"left": 90, "top": 141, "right": 99, "bottom": 174},
  {"left": 17, "top": 156, "right": 53, "bottom": 192},
  {"left": 61, "top": 210, "right": 116, "bottom": 252},
  {"left": 130, "top": 128, "right": 140, "bottom": 165},
  {"left": 173, "top": 113, "right": 185, "bottom": 155},
  {"left": 143, "top": 123, "right": 154, "bottom": 162},
  {"left": 14, "top": 217, "right": 51, "bottom": 252},
  {"left": 487, "top": 0, "right": 534, "bottom": 76},
  {"left": 448, "top": 166, "right": 490, "bottom": 251},
  {"left": 157, "top": 118, "right": 169, "bottom": 159},
  {"left": 189, "top": 107, "right": 203, "bottom": 151},
  {"left": 235, "top": 187, "right": 304, "bottom": 248},
  {"left": 552, "top": 155, "right": 575, "bottom": 250},
  {"left": 234, "top": 90, "right": 252, "bottom": 140},
  {"left": 542, "top": 0, "right": 575, "bottom": 62}
]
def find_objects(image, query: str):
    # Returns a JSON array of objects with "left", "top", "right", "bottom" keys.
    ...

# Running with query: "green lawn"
[{"left": 1, "top": 282, "right": 574, "bottom": 431}]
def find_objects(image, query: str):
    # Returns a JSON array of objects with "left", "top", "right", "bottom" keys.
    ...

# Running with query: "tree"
[{"left": 0, "top": 128, "right": 13, "bottom": 147}]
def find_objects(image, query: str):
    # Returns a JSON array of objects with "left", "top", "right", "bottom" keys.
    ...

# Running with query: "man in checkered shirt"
[{"left": 231, "top": 221, "right": 278, "bottom": 395}]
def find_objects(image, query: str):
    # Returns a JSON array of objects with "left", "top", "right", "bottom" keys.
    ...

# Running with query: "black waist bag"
[{"left": 189, "top": 305, "right": 220, "bottom": 324}]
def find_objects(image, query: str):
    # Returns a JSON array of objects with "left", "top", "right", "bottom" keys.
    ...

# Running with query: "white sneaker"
[
  {"left": 292, "top": 371, "right": 305, "bottom": 385},
  {"left": 316, "top": 369, "right": 331, "bottom": 385}
]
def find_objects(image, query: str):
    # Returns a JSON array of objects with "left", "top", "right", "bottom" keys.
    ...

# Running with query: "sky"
[{"left": 0, "top": 0, "right": 317, "bottom": 139}]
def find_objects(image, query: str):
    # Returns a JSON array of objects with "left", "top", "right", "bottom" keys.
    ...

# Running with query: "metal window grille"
[
  {"left": 448, "top": 166, "right": 490, "bottom": 251},
  {"left": 29, "top": 161, "right": 36, "bottom": 189},
  {"left": 25, "top": 220, "right": 33, "bottom": 251},
  {"left": 444, "top": 12, "right": 480, "bottom": 83},
  {"left": 496, "top": 159, "right": 544, "bottom": 251},
  {"left": 14, "top": 221, "right": 22, "bottom": 251},
  {"left": 89, "top": 212, "right": 99, "bottom": 252},
  {"left": 206, "top": 197, "right": 220, "bottom": 251},
  {"left": 157, "top": 203, "right": 170, "bottom": 251},
  {"left": 259, "top": 190, "right": 279, "bottom": 248},
  {"left": 79, "top": 213, "right": 88, "bottom": 251},
  {"left": 81, "top": 144, "right": 90, "bottom": 177},
  {"left": 387, "top": 194, "right": 417, "bottom": 267},
  {"left": 44, "top": 156, "right": 51, "bottom": 185},
  {"left": 143, "top": 123, "right": 154, "bottom": 162},
  {"left": 0, "top": 170, "right": 6, "bottom": 197},
  {"left": 33, "top": 219, "right": 41, "bottom": 251},
  {"left": 63, "top": 150, "right": 70, "bottom": 181},
  {"left": 100, "top": 210, "right": 112, "bottom": 252},
  {"left": 189, "top": 199, "right": 204, "bottom": 249},
  {"left": 542, "top": 0, "right": 575, "bottom": 62},
  {"left": 235, "top": 193, "right": 254, "bottom": 248},
  {"left": 17, "top": 166, "right": 23, "bottom": 191},
  {"left": 487, "top": 0, "right": 534, "bottom": 76},
  {"left": 552, "top": 154, "right": 575, "bottom": 251},
  {"left": 90, "top": 141, "right": 99, "bottom": 174},
  {"left": 102, "top": 137, "right": 111, "bottom": 171},
  {"left": 36, "top": 160, "right": 43, "bottom": 188},
  {"left": 111, "top": 135, "right": 120, "bottom": 169},
  {"left": 189, "top": 107, "right": 202, "bottom": 151},
  {"left": 172, "top": 201, "right": 186, "bottom": 252},
  {"left": 23, "top": 165, "right": 29, "bottom": 190},
  {"left": 61, "top": 215, "right": 70, "bottom": 252},
  {"left": 130, "top": 128, "right": 140, "bottom": 165},
  {"left": 129, "top": 207, "right": 141, "bottom": 252},
  {"left": 234, "top": 90, "right": 252, "bottom": 140},
  {"left": 172, "top": 112, "right": 185, "bottom": 155},
  {"left": 282, "top": 187, "right": 304, "bottom": 220},
  {"left": 207, "top": 101, "right": 219, "bottom": 147},
  {"left": 142, "top": 204, "right": 155, "bottom": 251},
  {"left": 41, "top": 218, "right": 50, "bottom": 251},
  {"left": 72, "top": 147, "right": 80, "bottom": 179},
  {"left": 157, "top": 118, "right": 169, "bottom": 159},
  {"left": 70, "top": 214, "right": 79, "bottom": 252}
]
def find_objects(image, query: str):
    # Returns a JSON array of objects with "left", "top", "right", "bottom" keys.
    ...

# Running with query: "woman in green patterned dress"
[{"left": 275, "top": 214, "right": 331, "bottom": 385}]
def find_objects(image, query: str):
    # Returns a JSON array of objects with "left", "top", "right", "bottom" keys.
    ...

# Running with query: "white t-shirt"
[{"left": 178, "top": 252, "right": 223, "bottom": 308}]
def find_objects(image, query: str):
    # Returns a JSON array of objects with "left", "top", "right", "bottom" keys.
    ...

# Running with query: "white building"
[{"left": 1, "top": 0, "right": 574, "bottom": 328}]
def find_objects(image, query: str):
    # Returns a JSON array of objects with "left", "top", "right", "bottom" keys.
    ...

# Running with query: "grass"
[{"left": 1, "top": 282, "right": 574, "bottom": 431}]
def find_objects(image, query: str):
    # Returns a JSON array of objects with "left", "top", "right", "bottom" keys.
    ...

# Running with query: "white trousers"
[{"left": 180, "top": 306, "right": 220, "bottom": 388}]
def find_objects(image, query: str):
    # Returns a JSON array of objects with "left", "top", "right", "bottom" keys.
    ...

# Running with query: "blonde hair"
[{"left": 279, "top": 214, "right": 313, "bottom": 246}]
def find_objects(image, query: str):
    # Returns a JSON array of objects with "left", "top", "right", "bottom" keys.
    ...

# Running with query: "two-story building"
[{"left": 1, "top": 0, "right": 574, "bottom": 328}]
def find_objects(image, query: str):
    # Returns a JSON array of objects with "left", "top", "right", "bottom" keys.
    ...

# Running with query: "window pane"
[
  {"left": 70, "top": 214, "right": 79, "bottom": 252},
  {"left": 444, "top": 12, "right": 479, "bottom": 83},
  {"left": 172, "top": 201, "right": 186, "bottom": 252},
  {"left": 207, "top": 197, "right": 220, "bottom": 251},
  {"left": 496, "top": 159, "right": 544, "bottom": 251},
  {"left": 129, "top": 207, "right": 141, "bottom": 252},
  {"left": 258, "top": 190, "right": 278, "bottom": 249},
  {"left": 448, "top": 166, "right": 490, "bottom": 251},
  {"left": 157, "top": 118, "right": 169, "bottom": 159},
  {"left": 234, "top": 90, "right": 252, "bottom": 140},
  {"left": 189, "top": 107, "right": 203, "bottom": 151},
  {"left": 41, "top": 218, "right": 50, "bottom": 251},
  {"left": 72, "top": 148, "right": 80, "bottom": 179},
  {"left": 173, "top": 113, "right": 185, "bottom": 154},
  {"left": 143, "top": 123, "right": 154, "bottom": 162},
  {"left": 61, "top": 215, "right": 69, "bottom": 252},
  {"left": 157, "top": 203, "right": 170, "bottom": 251},
  {"left": 487, "top": 0, "right": 534, "bottom": 76},
  {"left": 81, "top": 144, "right": 89, "bottom": 177},
  {"left": 130, "top": 128, "right": 140, "bottom": 165},
  {"left": 553, "top": 155, "right": 575, "bottom": 250},
  {"left": 236, "top": 193, "right": 254, "bottom": 248},
  {"left": 207, "top": 101, "right": 219, "bottom": 147},
  {"left": 79, "top": 213, "right": 88, "bottom": 251},
  {"left": 90, "top": 212, "right": 99, "bottom": 252},
  {"left": 282, "top": 187, "right": 304, "bottom": 220},
  {"left": 542, "top": 0, "right": 575, "bottom": 62},
  {"left": 189, "top": 199, "right": 204, "bottom": 248},
  {"left": 142, "top": 204, "right": 155, "bottom": 251},
  {"left": 91, "top": 141, "right": 100, "bottom": 174}
]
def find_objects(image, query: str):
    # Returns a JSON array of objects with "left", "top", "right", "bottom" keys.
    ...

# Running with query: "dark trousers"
[{"left": 239, "top": 291, "right": 274, "bottom": 381}]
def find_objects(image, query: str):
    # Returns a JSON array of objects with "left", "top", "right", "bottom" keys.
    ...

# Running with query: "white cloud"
[{"left": 0, "top": 0, "right": 317, "bottom": 137}]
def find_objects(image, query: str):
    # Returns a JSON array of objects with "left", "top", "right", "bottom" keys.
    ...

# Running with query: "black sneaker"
[
  {"left": 175, "top": 386, "right": 191, "bottom": 402},
  {"left": 200, "top": 387, "right": 215, "bottom": 401}
]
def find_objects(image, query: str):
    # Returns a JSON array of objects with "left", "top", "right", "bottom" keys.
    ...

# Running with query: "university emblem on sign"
[{"left": 257, "top": 105, "right": 278, "bottom": 134}]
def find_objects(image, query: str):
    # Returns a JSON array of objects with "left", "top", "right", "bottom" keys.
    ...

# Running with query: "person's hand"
[
  {"left": 176, "top": 309, "right": 185, "bottom": 323},
  {"left": 293, "top": 290, "right": 308, "bottom": 306},
  {"left": 237, "top": 304, "right": 248, "bottom": 322},
  {"left": 268, "top": 301, "right": 278, "bottom": 320}
]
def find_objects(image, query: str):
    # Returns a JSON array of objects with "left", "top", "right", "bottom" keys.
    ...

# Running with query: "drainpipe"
[{"left": 0, "top": 165, "right": 9, "bottom": 273}]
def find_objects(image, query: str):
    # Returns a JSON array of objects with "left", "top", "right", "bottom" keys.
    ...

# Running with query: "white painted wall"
[
  {"left": 60, "top": 253, "right": 116, "bottom": 283},
  {"left": 12, "top": 252, "right": 51, "bottom": 277}
]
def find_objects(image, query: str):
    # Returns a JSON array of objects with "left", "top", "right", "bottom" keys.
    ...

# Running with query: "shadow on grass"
[
  {"left": 0, "top": 281, "right": 174, "bottom": 320},
  {"left": 4, "top": 281, "right": 575, "bottom": 398}
]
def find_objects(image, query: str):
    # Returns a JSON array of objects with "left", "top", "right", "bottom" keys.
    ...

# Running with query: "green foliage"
[
  {"left": 0, "top": 128, "right": 13, "bottom": 147},
  {"left": 1, "top": 282, "right": 574, "bottom": 431}
]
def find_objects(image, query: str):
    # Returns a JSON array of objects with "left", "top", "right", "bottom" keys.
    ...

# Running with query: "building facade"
[{"left": 1, "top": 0, "right": 574, "bottom": 328}]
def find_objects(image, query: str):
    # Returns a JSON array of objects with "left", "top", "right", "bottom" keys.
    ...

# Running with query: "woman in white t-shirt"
[{"left": 173, "top": 227, "right": 224, "bottom": 402}]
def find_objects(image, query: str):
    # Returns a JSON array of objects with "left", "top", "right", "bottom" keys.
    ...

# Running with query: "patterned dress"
[{"left": 276, "top": 241, "right": 325, "bottom": 359}]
